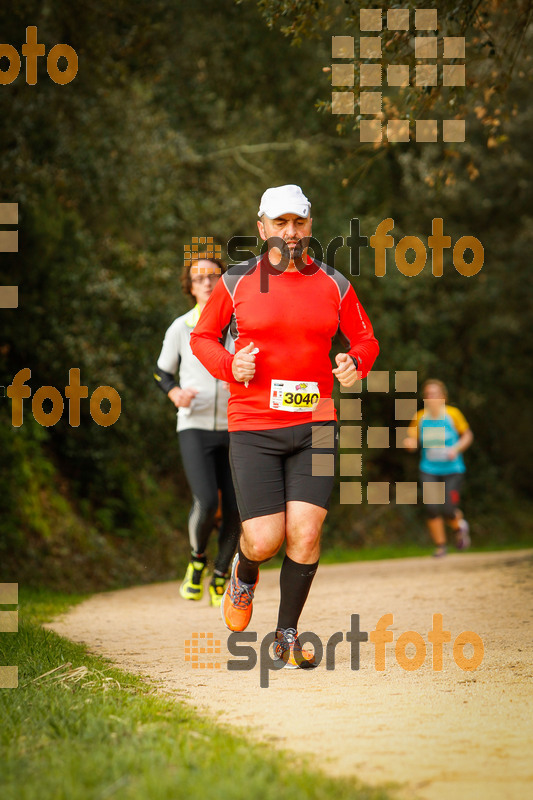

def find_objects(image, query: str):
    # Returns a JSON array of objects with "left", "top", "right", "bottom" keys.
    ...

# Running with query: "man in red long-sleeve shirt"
[{"left": 191, "top": 184, "right": 379, "bottom": 668}]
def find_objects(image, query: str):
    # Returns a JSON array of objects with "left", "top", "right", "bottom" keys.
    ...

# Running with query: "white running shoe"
[{"left": 455, "top": 519, "right": 471, "bottom": 550}]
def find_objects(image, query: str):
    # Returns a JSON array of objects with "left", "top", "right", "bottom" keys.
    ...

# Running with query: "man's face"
[{"left": 257, "top": 213, "right": 313, "bottom": 267}]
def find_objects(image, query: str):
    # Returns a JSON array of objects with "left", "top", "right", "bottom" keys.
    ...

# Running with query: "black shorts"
[
  {"left": 420, "top": 471, "right": 464, "bottom": 519},
  {"left": 229, "top": 421, "right": 338, "bottom": 521}
]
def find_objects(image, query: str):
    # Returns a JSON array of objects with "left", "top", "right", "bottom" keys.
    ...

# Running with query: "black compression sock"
[
  {"left": 237, "top": 545, "right": 263, "bottom": 585},
  {"left": 213, "top": 569, "right": 227, "bottom": 579},
  {"left": 277, "top": 555, "right": 319, "bottom": 631}
]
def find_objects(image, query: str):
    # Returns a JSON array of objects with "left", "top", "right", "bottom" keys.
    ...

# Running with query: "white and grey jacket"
[{"left": 154, "top": 305, "right": 233, "bottom": 432}]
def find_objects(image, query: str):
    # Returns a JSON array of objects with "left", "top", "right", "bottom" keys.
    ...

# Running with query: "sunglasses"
[{"left": 191, "top": 273, "right": 221, "bottom": 284}]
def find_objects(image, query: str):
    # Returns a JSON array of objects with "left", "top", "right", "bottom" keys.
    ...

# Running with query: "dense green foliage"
[{"left": 1, "top": 1, "right": 532, "bottom": 587}]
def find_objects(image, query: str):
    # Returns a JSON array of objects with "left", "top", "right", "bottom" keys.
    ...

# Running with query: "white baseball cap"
[{"left": 258, "top": 184, "right": 311, "bottom": 219}]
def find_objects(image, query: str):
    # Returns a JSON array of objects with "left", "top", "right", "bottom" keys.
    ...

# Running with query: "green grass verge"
[
  {"left": 16, "top": 587, "right": 89, "bottom": 624},
  {"left": 0, "top": 590, "right": 395, "bottom": 800},
  {"left": 320, "top": 541, "right": 533, "bottom": 564}
]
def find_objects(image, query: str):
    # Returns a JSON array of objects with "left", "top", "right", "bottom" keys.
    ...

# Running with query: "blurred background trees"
[{"left": 1, "top": 0, "right": 532, "bottom": 588}]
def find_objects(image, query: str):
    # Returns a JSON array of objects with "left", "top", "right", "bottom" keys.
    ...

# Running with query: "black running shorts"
[
  {"left": 229, "top": 421, "right": 338, "bottom": 521},
  {"left": 420, "top": 471, "right": 464, "bottom": 519}
]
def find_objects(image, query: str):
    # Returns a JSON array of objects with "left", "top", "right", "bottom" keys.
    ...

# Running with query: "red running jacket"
[{"left": 190, "top": 255, "right": 379, "bottom": 431}]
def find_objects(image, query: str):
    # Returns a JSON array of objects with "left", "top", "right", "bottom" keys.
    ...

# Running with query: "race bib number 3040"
[{"left": 270, "top": 380, "right": 320, "bottom": 412}]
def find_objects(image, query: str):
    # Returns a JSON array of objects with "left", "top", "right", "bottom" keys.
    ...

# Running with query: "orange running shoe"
[
  {"left": 272, "top": 628, "right": 317, "bottom": 669},
  {"left": 221, "top": 554, "right": 258, "bottom": 632}
]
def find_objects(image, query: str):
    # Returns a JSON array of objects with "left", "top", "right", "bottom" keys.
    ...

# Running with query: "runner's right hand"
[
  {"left": 232, "top": 342, "right": 258, "bottom": 383},
  {"left": 168, "top": 387, "right": 198, "bottom": 408}
]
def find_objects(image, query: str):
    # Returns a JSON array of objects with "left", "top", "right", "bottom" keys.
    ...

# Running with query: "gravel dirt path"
[{"left": 47, "top": 550, "right": 533, "bottom": 800}]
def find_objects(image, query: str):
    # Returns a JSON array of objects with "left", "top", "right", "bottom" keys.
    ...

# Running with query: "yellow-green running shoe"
[
  {"left": 179, "top": 559, "right": 206, "bottom": 601},
  {"left": 208, "top": 575, "right": 228, "bottom": 607}
]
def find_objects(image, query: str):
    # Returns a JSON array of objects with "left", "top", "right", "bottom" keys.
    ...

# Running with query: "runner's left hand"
[{"left": 332, "top": 353, "right": 361, "bottom": 387}]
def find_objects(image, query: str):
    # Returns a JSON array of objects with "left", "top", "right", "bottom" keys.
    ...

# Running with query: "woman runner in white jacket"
[{"left": 154, "top": 257, "right": 240, "bottom": 605}]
